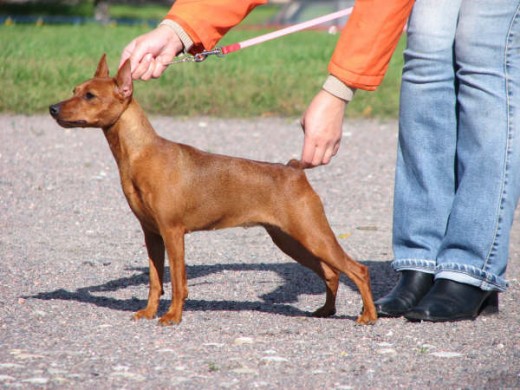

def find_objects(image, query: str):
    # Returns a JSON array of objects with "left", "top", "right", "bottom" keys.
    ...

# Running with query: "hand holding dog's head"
[{"left": 49, "top": 54, "right": 133, "bottom": 129}]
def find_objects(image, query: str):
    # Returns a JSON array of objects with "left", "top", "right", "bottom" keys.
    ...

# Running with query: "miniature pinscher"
[{"left": 49, "top": 54, "right": 377, "bottom": 325}]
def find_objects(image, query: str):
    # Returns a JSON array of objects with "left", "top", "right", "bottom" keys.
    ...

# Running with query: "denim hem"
[
  {"left": 392, "top": 259, "right": 437, "bottom": 273},
  {"left": 436, "top": 264, "right": 508, "bottom": 292},
  {"left": 391, "top": 259, "right": 508, "bottom": 291}
]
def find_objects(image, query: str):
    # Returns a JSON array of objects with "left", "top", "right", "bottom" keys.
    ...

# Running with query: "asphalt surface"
[{"left": 1, "top": 115, "right": 519, "bottom": 389}]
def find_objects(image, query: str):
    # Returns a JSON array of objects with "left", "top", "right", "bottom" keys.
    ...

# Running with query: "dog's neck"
[{"left": 103, "top": 98, "right": 157, "bottom": 165}]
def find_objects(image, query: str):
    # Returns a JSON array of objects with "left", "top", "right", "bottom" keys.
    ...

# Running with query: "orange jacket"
[{"left": 165, "top": 0, "right": 414, "bottom": 91}]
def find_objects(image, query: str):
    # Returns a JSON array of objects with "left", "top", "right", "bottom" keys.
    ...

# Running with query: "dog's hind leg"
[
  {"left": 265, "top": 225, "right": 339, "bottom": 317},
  {"left": 270, "top": 192, "right": 377, "bottom": 324},
  {"left": 134, "top": 229, "right": 165, "bottom": 320}
]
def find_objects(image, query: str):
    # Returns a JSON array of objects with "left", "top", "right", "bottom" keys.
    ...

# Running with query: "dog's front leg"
[
  {"left": 133, "top": 229, "right": 165, "bottom": 321},
  {"left": 158, "top": 227, "right": 187, "bottom": 326}
]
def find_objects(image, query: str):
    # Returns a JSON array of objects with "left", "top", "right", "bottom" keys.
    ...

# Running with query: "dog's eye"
[{"left": 84, "top": 92, "right": 96, "bottom": 101}]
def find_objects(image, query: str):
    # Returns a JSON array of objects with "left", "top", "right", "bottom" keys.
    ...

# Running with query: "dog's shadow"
[{"left": 29, "top": 260, "right": 396, "bottom": 320}]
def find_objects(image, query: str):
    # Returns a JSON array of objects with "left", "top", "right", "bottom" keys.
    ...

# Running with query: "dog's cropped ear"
[
  {"left": 95, "top": 53, "right": 110, "bottom": 78},
  {"left": 115, "top": 59, "right": 133, "bottom": 99}
]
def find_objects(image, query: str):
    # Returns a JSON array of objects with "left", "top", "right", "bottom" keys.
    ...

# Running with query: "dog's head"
[{"left": 49, "top": 54, "right": 133, "bottom": 129}]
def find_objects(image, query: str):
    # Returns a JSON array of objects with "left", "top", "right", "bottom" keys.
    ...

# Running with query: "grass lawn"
[{"left": 0, "top": 19, "right": 404, "bottom": 118}]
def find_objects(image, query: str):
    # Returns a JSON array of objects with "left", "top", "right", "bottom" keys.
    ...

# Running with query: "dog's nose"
[{"left": 49, "top": 104, "right": 60, "bottom": 118}]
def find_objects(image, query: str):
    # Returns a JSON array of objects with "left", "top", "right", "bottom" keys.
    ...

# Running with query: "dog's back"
[{"left": 127, "top": 137, "right": 318, "bottom": 233}]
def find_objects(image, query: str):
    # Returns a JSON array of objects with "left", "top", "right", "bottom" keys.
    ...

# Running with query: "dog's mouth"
[
  {"left": 55, "top": 119, "right": 88, "bottom": 128},
  {"left": 49, "top": 103, "right": 91, "bottom": 128}
]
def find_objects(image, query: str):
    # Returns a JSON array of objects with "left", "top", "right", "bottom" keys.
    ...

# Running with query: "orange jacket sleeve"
[
  {"left": 164, "top": 0, "right": 413, "bottom": 91},
  {"left": 164, "top": 0, "right": 267, "bottom": 54},
  {"left": 330, "top": 0, "right": 414, "bottom": 90}
]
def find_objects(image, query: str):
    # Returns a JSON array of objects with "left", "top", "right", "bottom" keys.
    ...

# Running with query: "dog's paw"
[
  {"left": 157, "top": 314, "right": 182, "bottom": 326},
  {"left": 132, "top": 309, "right": 156, "bottom": 321},
  {"left": 355, "top": 313, "right": 377, "bottom": 325},
  {"left": 311, "top": 306, "right": 336, "bottom": 318}
]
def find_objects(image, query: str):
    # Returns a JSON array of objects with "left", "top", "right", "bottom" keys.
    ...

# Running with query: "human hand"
[
  {"left": 300, "top": 90, "right": 347, "bottom": 168},
  {"left": 119, "top": 25, "right": 184, "bottom": 80}
]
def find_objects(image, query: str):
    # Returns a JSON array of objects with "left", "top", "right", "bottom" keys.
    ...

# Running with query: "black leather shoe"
[
  {"left": 404, "top": 279, "right": 499, "bottom": 322},
  {"left": 375, "top": 271, "right": 434, "bottom": 317}
]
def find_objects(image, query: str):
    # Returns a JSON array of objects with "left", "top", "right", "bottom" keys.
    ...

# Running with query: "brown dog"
[{"left": 49, "top": 54, "right": 377, "bottom": 325}]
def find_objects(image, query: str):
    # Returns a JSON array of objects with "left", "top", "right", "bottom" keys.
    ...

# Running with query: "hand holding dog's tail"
[{"left": 300, "top": 90, "right": 347, "bottom": 168}]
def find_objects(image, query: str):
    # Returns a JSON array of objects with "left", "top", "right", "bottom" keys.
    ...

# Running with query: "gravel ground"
[{"left": 1, "top": 114, "right": 519, "bottom": 389}]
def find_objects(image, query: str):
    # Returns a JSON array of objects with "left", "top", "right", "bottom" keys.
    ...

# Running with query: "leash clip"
[
  {"left": 169, "top": 47, "right": 223, "bottom": 65},
  {"left": 193, "top": 47, "right": 224, "bottom": 62}
]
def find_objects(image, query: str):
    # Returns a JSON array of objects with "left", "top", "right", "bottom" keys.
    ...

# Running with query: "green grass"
[
  {"left": 239, "top": 5, "right": 281, "bottom": 26},
  {"left": 1, "top": 1, "right": 94, "bottom": 17},
  {"left": 106, "top": 4, "right": 171, "bottom": 21},
  {"left": 1, "top": 1, "right": 166, "bottom": 20},
  {"left": 1, "top": 2, "right": 278, "bottom": 23},
  {"left": 0, "top": 22, "right": 404, "bottom": 118}
]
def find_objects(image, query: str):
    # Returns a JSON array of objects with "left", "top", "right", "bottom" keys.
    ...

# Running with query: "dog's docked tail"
[{"left": 286, "top": 159, "right": 306, "bottom": 170}]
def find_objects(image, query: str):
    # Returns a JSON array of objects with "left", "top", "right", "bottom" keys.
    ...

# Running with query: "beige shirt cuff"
[
  {"left": 322, "top": 75, "right": 356, "bottom": 102},
  {"left": 158, "top": 19, "right": 194, "bottom": 53}
]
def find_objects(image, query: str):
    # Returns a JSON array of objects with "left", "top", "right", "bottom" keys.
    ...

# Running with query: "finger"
[
  {"left": 300, "top": 117, "right": 315, "bottom": 166},
  {"left": 332, "top": 141, "right": 341, "bottom": 157},
  {"left": 301, "top": 135, "right": 316, "bottom": 168},
  {"left": 151, "top": 61, "right": 168, "bottom": 79},
  {"left": 125, "top": 42, "right": 151, "bottom": 76},
  {"left": 119, "top": 42, "right": 135, "bottom": 69},
  {"left": 302, "top": 142, "right": 327, "bottom": 168},
  {"left": 133, "top": 53, "right": 153, "bottom": 80},
  {"left": 321, "top": 145, "right": 335, "bottom": 166},
  {"left": 321, "top": 139, "right": 340, "bottom": 165},
  {"left": 141, "top": 56, "right": 157, "bottom": 81},
  {"left": 311, "top": 145, "right": 326, "bottom": 167}
]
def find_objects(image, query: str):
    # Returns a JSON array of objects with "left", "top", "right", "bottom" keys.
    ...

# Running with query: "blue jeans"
[{"left": 392, "top": 0, "right": 520, "bottom": 291}]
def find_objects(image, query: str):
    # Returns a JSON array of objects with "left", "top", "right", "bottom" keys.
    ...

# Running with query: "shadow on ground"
[{"left": 29, "top": 260, "right": 396, "bottom": 320}]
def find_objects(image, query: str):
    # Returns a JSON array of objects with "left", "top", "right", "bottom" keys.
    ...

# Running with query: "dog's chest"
[{"left": 119, "top": 173, "right": 159, "bottom": 231}]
